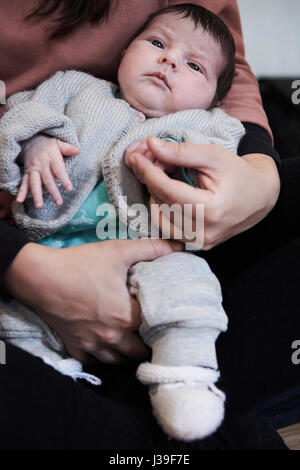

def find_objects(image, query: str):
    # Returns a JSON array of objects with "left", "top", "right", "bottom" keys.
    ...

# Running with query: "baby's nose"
[{"left": 160, "top": 50, "right": 179, "bottom": 69}]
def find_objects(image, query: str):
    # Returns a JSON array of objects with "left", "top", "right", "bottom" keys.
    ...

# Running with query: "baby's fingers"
[
  {"left": 29, "top": 171, "right": 44, "bottom": 208},
  {"left": 41, "top": 168, "right": 63, "bottom": 206},
  {"left": 16, "top": 174, "right": 30, "bottom": 203},
  {"left": 51, "top": 158, "right": 73, "bottom": 193}
]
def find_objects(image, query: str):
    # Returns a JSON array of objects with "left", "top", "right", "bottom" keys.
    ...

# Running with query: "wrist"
[
  {"left": 239, "top": 123, "right": 280, "bottom": 169},
  {"left": 4, "top": 242, "right": 49, "bottom": 306},
  {"left": 20, "top": 133, "right": 51, "bottom": 159},
  {"left": 241, "top": 153, "right": 280, "bottom": 209}
]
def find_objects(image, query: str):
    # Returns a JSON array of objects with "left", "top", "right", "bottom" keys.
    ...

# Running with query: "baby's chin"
[
  {"left": 141, "top": 107, "right": 168, "bottom": 118},
  {"left": 119, "top": 89, "right": 172, "bottom": 118},
  {"left": 132, "top": 101, "right": 175, "bottom": 119},
  {"left": 131, "top": 102, "right": 169, "bottom": 119}
]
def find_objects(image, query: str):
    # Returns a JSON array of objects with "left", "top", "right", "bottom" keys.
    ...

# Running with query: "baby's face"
[{"left": 118, "top": 13, "right": 226, "bottom": 118}]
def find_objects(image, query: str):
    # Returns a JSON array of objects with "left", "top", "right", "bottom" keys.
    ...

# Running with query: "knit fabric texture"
[{"left": 0, "top": 70, "right": 245, "bottom": 240}]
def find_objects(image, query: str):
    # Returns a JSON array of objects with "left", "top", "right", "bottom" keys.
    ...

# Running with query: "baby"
[{"left": 0, "top": 4, "right": 244, "bottom": 441}]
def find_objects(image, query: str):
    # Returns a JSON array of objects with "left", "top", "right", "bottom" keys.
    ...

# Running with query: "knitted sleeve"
[
  {"left": 0, "top": 70, "right": 99, "bottom": 195},
  {"left": 102, "top": 107, "right": 245, "bottom": 238}
]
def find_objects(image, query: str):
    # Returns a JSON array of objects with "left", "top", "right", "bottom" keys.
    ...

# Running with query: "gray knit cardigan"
[{"left": 0, "top": 70, "right": 245, "bottom": 240}]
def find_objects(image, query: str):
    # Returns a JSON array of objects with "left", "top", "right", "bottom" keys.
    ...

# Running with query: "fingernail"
[
  {"left": 128, "top": 154, "right": 138, "bottom": 172},
  {"left": 150, "top": 136, "right": 162, "bottom": 146}
]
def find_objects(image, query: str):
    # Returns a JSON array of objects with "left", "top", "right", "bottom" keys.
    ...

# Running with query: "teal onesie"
[{"left": 40, "top": 138, "right": 194, "bottom": 249}]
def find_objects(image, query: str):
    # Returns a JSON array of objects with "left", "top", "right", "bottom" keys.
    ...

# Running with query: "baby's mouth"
[{"left": 146, "top": 72, "right": 170, "bottom": 90}]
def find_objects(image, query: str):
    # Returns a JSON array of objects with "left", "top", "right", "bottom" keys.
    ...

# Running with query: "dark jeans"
[
  {"left": 203, "top": 157, "right": 300, "bottom": 419},
  {"left": 0, "top": 343, "right": 287, "bottom": 450},
  {"left": 1, "top": 158, "right": 300, "bottom": 450}
]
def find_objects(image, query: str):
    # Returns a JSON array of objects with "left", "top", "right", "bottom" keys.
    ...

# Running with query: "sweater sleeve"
[
  {"left": 0, "top": 70, "right": 97, "bottom": 195},
  {"left": 238, "top": 123, "right": 280, "bottom": 169},
  {"left": 212, "top": 0, "right": 272, "bottom": 140}
]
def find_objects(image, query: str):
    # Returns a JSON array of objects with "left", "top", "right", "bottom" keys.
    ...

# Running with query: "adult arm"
[
  {"left": 207, "top": 0, "right": 281, "bottom": 226},
  {"left": 191, "top": 0, "right": 272, "bottom": 137},
  {"left": 2, "top": 229, "right": 181, "bottom": 364},
  {"left": 126, "top": 133, "right": 280, "bottom": 250},
  {"left": 125, "top": 0, "right": 280, "bottom": 248}
]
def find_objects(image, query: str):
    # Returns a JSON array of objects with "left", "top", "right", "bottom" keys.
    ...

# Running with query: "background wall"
[{"left": 237, "top": 0, "right": 300, "bottom": 78}]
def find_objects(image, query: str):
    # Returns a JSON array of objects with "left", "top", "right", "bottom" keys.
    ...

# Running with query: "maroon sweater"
[{"left": 0, "top": 0, "right": 271, "bottom": 137}]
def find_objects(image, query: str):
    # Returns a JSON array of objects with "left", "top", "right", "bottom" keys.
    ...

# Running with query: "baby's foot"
[{"left": 137, "top": 362, "right": 225, "bottom": 441}]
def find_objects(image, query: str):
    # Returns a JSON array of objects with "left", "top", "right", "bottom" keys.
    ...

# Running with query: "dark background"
[{"left": 259, "top": 77, "right": 300, "bottom": 159}]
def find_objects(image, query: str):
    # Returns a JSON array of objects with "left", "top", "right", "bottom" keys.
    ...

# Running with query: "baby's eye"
[
  {"left": 188, "top": 62, "right": 202, "bottom": 72},
  {"left": 151, "top": 39, "right": 164, "bottom": 49}
]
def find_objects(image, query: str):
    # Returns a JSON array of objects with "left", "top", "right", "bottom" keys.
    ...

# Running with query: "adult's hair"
[
  {"left": 25, "top": 0, "right": 116, "bottom": 39},
  {"left": 143, "top": 3, "right": 236, "bottom": 105}
]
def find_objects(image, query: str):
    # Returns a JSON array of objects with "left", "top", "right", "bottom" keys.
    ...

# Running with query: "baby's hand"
[
  {"left": 16, "top": 134, "right": 80, "bottom": 208},
  {"left": 125, "top": 137, "right": 155, "bottom": 164},
  {"left": 125, "top": 137, "right": 175, "bottom": 174}
]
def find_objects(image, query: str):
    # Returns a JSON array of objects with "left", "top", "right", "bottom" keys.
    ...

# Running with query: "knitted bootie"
[{"left": 137, "top": 362, "right": 225, "bottom": 441}]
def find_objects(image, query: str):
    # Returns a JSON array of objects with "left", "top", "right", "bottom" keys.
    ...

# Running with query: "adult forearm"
[
  {"left": 213, "top": 0, "right": 272, "bottom": 138},
  {"left": 3, "top": 238, "right": 180, "bottom": 364},
  {"left": 239, "top": 123, "right": 280, "bottom": 168},
  {"left": 3, "top": 242, "right": 47, "bottom": 306},
  {"left": 241, "top": 153, "right": 280, "bottom": 215}
]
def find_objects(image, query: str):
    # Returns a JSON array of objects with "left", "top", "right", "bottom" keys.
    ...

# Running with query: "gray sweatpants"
[{"left": 0, "top": 252, "right": 227, "bottom": 382}]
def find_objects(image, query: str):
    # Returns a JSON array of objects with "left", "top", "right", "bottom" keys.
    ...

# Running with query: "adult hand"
[
  {"left": 4, "top": 238, "right": 181, "bottom": 364},
  {"left": 126, "top": 137, "right": 280, "bottom": 250}
]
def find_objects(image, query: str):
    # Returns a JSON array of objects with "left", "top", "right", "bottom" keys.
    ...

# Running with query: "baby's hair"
[{"left": 139, "top": 3, "right": 236, "bottom": 106}]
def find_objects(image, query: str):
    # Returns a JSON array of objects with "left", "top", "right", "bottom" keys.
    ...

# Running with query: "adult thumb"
[
  {"left": 122, "top": 238, "right": 182, "bottom": 267},
  {"left": 147, "top": 136, "right": 216, "bottom": 170},
  {"left": 57, "top": 140, "right": 81, "bottom": 156}
]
